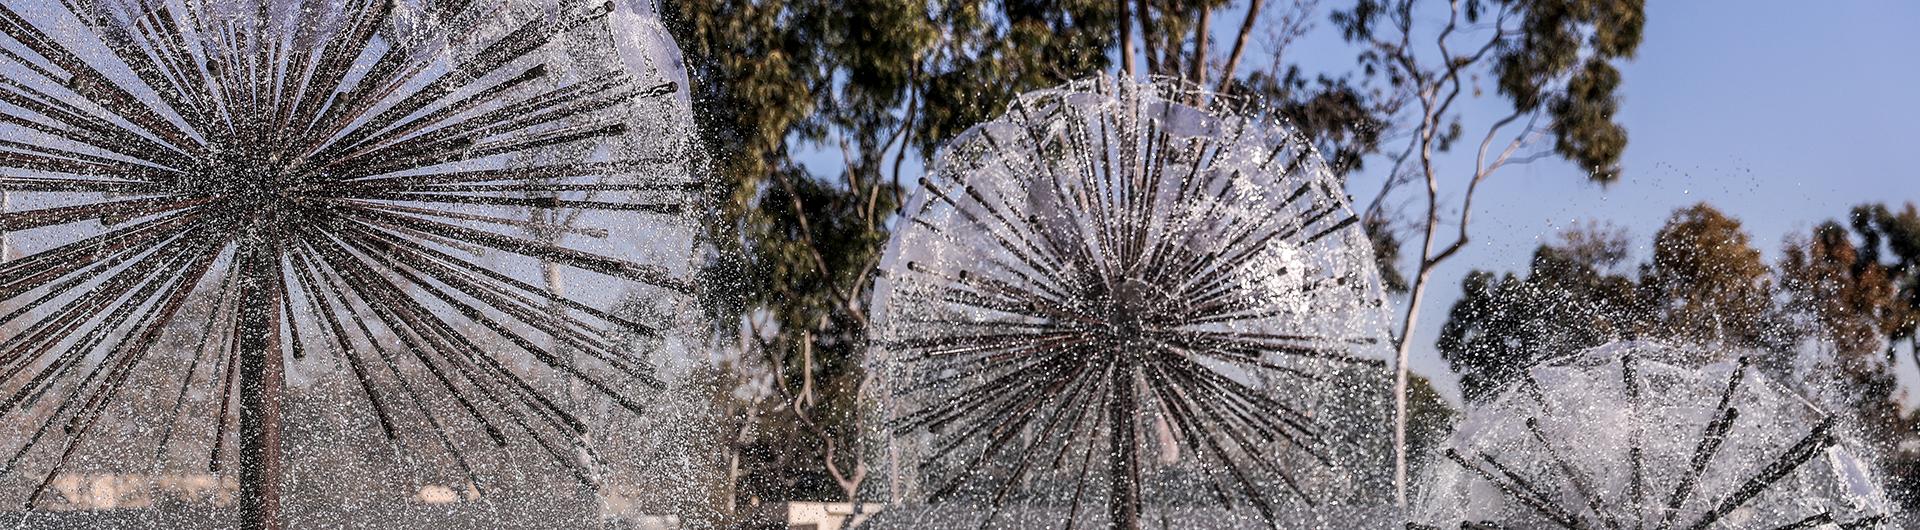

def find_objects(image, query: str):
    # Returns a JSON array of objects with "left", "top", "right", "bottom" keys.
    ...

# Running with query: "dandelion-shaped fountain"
[
  {"left": 1411, "top": 341, "right": 1892, "bottom": 529},
  {"left": 869, "top": 77, "right": 1394, "bottom": 529},
  {"left": 0, "top": 0, "right": 697, "bottom": 527}
]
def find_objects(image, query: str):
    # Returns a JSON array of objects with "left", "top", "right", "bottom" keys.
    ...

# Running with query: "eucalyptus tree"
[{"left": 1330, "top": 0, "right": 1647, "bottom": 504}]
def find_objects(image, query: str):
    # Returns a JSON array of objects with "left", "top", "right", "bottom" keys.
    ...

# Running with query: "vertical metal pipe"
[
  {"left": 235, "top": 238, "right": 285, "bottom": 530},
  {"left": 1107, "top": 362, "right": 1140, "bottom": 530}
]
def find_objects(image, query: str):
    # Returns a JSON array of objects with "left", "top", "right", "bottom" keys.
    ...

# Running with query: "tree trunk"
[
  {"left": 1391, "top": 275, "right": 1425, "bottom": 510},
  {"left": 1392, "top": 193, "right": 1446, "bottom": 510},
  {"left": 1107, "top": 363, "right": 1140, "bottom": 530},
  {"left": 236, "top": 242, "right": 285, "bottom": 530},
  {"left": 1117, "top": 0, "right": 1136, "bottom": 79}
]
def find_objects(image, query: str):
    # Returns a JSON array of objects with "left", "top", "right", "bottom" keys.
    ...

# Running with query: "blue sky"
[{"left": 796, "top": 1, "right": 1920, "bottom": 403}]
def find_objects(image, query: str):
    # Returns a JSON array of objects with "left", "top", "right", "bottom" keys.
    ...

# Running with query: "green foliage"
[
  {"left": 1781, "top": 222, "right": 1907, "bottom": 359},
  {"left": 1403, "top": 374, "right": 1459, "bottom": 475},
  {"left": 1443, "top": 206, "right": 1794, "bottom": 401},
  {"left": 1334, "top": 0, "right": 1646, "bottom": 181},
  {"left": 1240, "top": 70, "right": 1395, "bottom": 177},
  {"left": 914, "top": 2, "right": 1118, "bottom": 157},
  {"left": 1365, "top": 216, "right": 1411, "bottom": 293},
  {"left": 1791, "top": 203, "right": 1920, "bottom": 509},
  {"left": 664, "top": 1, "right": 924, "bottom": 516},
  {"left": 1495, "top": 0, "right": 1643, "bottom": 181}
]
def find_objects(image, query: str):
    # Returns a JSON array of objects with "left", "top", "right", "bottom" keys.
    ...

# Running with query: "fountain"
[
  {"left": 0, "top": 0, "right": 698, "bottom": 527},
  {"left": 1411, "top": 341, "right": 1892, "bottom": 529},
  {"left": 866, "top": 77, "right": 1396, "bottom": 529}
]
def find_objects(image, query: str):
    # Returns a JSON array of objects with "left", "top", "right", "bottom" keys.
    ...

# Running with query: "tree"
[
  {"left": 664, "top": 3, "right": 911, "bottom": 520},
  {"left": 1780, "top": 203, "right": 1920, "bottom": 512},
  {"left": 1781, "top": 222, "right": 1906, "bottom": 359},
  {"left": 1438, "top": 222, "right": 1643, "bottom": 401},
  {"left": 1440, "top": 206, "right": 1838, "bottom": 402},
  {"left": 1333, "top": 0, "right": 1648, "bottom": 504},
  {"left": 1640, "top": 204, "right": 1786, "bottom": 357},
  {"left": 1850, "top": 203, "right": 1920, "bottom": 356}
]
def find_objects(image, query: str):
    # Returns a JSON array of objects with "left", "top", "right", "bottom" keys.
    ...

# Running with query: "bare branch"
[
  {"left": 753, "top": 325, "right": 868, "bottom": 504},
  {"left": 1215, "top": 0, "right": 1266, "bottom": 94},
  {"left": 1191, "top": 7, "right": 1211, "bottom": 91},
  {"left": 1136, "top": 0, "right": 1158, "bottom": 73},
  {"left": 890, "top": 82, "right": 920, "bottom": 211},
  {"left": 1391, "top": 0, "right": 1517, "bottom": 509},
  {"left": 1365, "top": 132, "right": 1421, "bottom": 222},
  {"left": 770, "top": 169, "right": 873, "bottom": 329},
  {"left": 1119, "top": 0, "right": 1138, "bottom": 79}
]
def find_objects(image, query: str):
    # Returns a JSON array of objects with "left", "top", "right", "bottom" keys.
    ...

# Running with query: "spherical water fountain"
[
  {"left": 868, "top": 77, "right": 1396, "bottom": 529},
  {"left": 0, "top": 0, "right": 700, "bottom": 526},
  {"left": 1412, "top": 341, "right": 1892, "bottom": 529}
]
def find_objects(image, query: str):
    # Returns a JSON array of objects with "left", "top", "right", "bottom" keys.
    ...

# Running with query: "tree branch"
[
  {"left": 889, "top": 82, "right": 919, "bottom": 212},
  {"left": 1390, "top": 0, "right": 1513, "bottom": 509},
  {"left": 1136, "top": 0, "right": 1158, "bottom": 74},
  {"left": 770, "top": 169, "right": 872, "bottom": 330},
  {"left": 1119, "top": 0, "right": 1137, "bottom": 79},
  {"left": 1215, "top": 0, "right": 1265, "bottom": 94},
  {"left": 754, "top": 326, "right": 869, "bottom": 504},
  {"left": 1366, "top": 132, "right": 1420, "bottom": 222},
  {"left": 1191, "top": 7, "right": 1211, "bottom": 91}
]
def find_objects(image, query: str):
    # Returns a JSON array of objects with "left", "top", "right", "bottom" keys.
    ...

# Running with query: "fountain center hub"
[
  {"left": 191, "top": 149, "right": 301, "bottom": 221},
  {"left": 1101, "top": 276, "right": 1173, "bottom": 347}
]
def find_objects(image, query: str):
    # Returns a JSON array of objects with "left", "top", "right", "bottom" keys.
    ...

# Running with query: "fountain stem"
[
  {"left": 235, "top": 237, "right": 286, "bottom": 530},
  {"left": 1108, "top": 361, "right": 1141, "bottom": 530}
]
